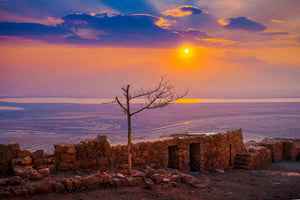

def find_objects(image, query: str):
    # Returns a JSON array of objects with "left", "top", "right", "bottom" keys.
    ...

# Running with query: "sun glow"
[{"left": 184, "top": 48, "right": 189, "bottom": 53}]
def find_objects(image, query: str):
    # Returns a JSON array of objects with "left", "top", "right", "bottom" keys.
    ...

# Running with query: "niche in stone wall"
[
  {"left": 297, "top": 153, "right": 300, "bottom": 161},
  {"left": 168, "top": 145, "right": 180, "bottom": 169},
  {"left": 189, "top": 143, "right": 201, "bottom": 171}
]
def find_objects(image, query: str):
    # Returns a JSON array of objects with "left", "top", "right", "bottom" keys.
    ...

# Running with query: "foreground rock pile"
[{"left": 0, "top": 166, "right": 201, "bottom": 198}]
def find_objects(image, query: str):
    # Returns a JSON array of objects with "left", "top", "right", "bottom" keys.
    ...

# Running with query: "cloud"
[
  {"left": 0, "top": 22, "right": 71, "bottom": 37},
  {"left": 271, "top": 19, "right": 284, "bottom": 24},
  {"left": 162, "top": 5, "right": 208, "bottom": 17},
  {"left": 221, "top": 17, "right": 267, "bottom": 32},
  {"left": 0, "top": 13, "right": 184, "bottom": 47},
  {"left": 175, "top": 29, "right": 213, "bottom": 39},
  {"left": 260, "top": 32, "right": 289, "bottom": 36},
  {"left": 224, "top": 51, "right": 266, "bottom": 64}
]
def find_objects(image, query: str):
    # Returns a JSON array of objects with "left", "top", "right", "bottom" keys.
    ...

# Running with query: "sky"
[{"left": 0, "top": 0, "right": 300, "bottom": 99}]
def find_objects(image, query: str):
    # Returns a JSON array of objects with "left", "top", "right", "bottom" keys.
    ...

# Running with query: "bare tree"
[{"left": 113, "top": 75, "right": 188, "bottom": 175}]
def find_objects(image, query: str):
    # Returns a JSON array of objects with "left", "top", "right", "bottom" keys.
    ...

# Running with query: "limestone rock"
[
  {"left": 162, "top": 178, "right": 170, "bottom": 183},
  {"left": 17, "top": 149, "right": 32, "bottom": 158},
  {"left": 32, "top": 150, "right": 44, "bottom": 160},
  {"left": 0, "top": 178, "right": 8, "bottom": 185},
  {"left": 13, "top": 188, "right": 29, "bottom": 197},
  {"left": 8, "top": 176, "right": 22, "bottom": 185},
  {"left": 65, "top": 179, "right": 73, "bottom": 191},
  {"left": 112, "top": 178, "right": 122, "bottom": 187},
  {"left": 145, "top": 179, "right": 154, "bottom": 190},
  {"left": 151, "top": 174, "right": 164, "bottom": 184},
  {"left": 72, "top": 178, "right": 81, "bottom": 189},
  {"left": 30, "top": 170, "right": 43, "bottom": 180},
  {"left": 170, "top": 174, "right": 181, "bottom": 183},
  {"left": 215, "top": 169, "right": 225, "bottom": 173},
  {"left": 116, "top": 173, "right": 126, "bottom": 179},
  {"left": 21, "top": 156, "right": 32, "bottom": 166},
  {"left": 37, "top": 182, "right": 53, "bottom": 193},
  {"left": 101, "top": 172, "right": 112, "bottom": 185},
  {"left": 53, "top": 182, "right": 65, "bottom": 193},
  {"left": 38, "top": 168, "right": 50, "bottom": 176},
  {"left": 127, "top": 177, "right": 143, "bottom": 186},
  {"left": 170, "top": 181, "right": 177, "bottom": 187},
  {"left": 8, "top": 141, "right": 20, "bottom": 151}
]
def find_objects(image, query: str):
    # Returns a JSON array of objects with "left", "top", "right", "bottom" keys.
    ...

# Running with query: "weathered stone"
[
  {"left": 30, "top": 170, "right": 43, "bottom": 180},
  {"left": 32, "top": 150, "right": 44, "bottom": 160},
  {"left": 101, "top": 172, "right": 112, "bottom": 185},
  {"left": 157, "top": 169, "right": 167, "bottom": 175},
  {"left": 145, "top": 179, "right": 154, "bottom": 190},
  {"left": 170, "top": 174, "right": 181, "bottom": 183},
  {"left": 112, "top": 178, "right": 122, "bottom": 187},
  {"left": 116, "top": 173, "right": 126, "bottom": 179},
  {"left": 97, "top": 135, "right": 107, "bottom": 142},
  {"left": 170, "top": 181, "right": 177, "bottom": 187},
  {"left": 21, "top": 156, "right": 32, "bottom": 166},
  {"left": 57, "top": 161, "right": 80, "bottom": 171},
  {"left": 17, "top": 149, "right": 32, "bottom": 158},
  {"left": 11, "top": 158, "right": 23, "bottom": 166},
  {"left": 38, "top": 168, "right": 50, "bottom": 176},
  {"left": 72, "top": 178, "right": 81, "bottom": 189},
  {"left": 13, "top": 166, "right": 33, "bottom": 178},
  {"left": 8, "top": 141, "right": 20, "bottom": 151},
  {"left": 33, "top": 159, "right": 43, "bottom": 168},
  {"left": 37, "top": 182, "right": 53, "bottom": 193},
  {"left": 81, "top": 175, "right": 96, "bottom": 187},
  {"left": 132, "top": 170, "right": 145, "bottom": 179},
  {"left": 53, "top": 182, "right": 65, "bottom": 193},
  {"left": 65, "top": 179, "right": 73, "bottom": 191},
  {"left": 0, "top": 191, "right": 10, "bottom": 198},
  {"left": 27, "top": 186, "right": 35, "bottom": 195},
  {"left": 215, "top": 169, "right": 225, "bottom": 173},
  {"left": 162, "top": 178, "right": 170, "bottom": 183},
  {"left": 151, "top": 174, "right": 164, "bottom": 184},
  {"left": 127, "top": 177, "right": 137, "bottom": 186},
  {"left": 13, "top": 188, "right": 29, "bottom": 197},
  {"left": 0, "top": 178, "right": 8, "bottom": 185},
  {"left": 8, "top": 176, "right": 22, "bottom": 185},
  {"left": 60, "top": 153, "right": 76, "bottom": 163}
]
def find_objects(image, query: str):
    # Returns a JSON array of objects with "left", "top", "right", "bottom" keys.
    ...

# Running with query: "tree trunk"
[
  {"left": 127, "top": 114, "right": 132, "bottom": 175},
  {"left": 126, "top": 85, "right": 132, "bottom": 175}
]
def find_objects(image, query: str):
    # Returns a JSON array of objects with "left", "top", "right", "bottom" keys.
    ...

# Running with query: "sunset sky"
[{"left": 0, "top": 0, "right": 300, "bottom": 98}]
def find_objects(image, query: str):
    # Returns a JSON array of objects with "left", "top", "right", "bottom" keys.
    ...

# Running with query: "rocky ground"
[{"left": 4, "top": 162, "right": 300, "bottom": 200}]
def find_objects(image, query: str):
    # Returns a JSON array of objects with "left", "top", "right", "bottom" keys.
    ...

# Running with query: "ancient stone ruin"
[{"left": 0, "top": 129, "right": 299, "bottom": 198}]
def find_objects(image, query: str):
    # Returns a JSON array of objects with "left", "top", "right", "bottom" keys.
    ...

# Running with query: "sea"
[{"left": 0, "top": 98, "right": 300, "bottom": 153}]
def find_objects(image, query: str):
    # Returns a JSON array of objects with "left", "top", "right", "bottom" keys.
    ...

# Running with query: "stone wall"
[
  {"left": 109, "top": 129, "right": 246, "bottom": 172},
  {"left": 1, "top": 129, "right": 246, "bottom": 175},
  {"left": 247, "top": 146, "right": 272, "bottom": 170},
  {"left": 282, "top": 141, "right": 295, "bottom": 161},
  {"left": 257, "top": 141, "right": 283, "bottom": 162}
]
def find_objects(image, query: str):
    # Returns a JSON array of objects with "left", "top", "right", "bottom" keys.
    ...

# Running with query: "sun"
[{"left": 184, "top": 48, "right": 189, "bottom": 54}]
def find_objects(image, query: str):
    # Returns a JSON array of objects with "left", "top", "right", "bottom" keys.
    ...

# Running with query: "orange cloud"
[{"left": 162, "top": 5, "right": 208, "bottom": 17}]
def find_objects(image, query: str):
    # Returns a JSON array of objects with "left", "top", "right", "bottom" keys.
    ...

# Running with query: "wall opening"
[
  {"left": 189, "top": 143, "right": 201, "bottom": 171},
  {"left": 168, "top": 145, "right": 180, "bottom": 169},
  {"left": 297, "top": 153, "right": 300, "bottom": 161},
  {"left": 229, "top": 144, "right": 232, "bottom": 167}
]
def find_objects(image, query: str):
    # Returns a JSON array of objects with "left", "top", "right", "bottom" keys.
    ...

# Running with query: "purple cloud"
[
  {"left": 260, "top": 32, "right": 289, "bottom": 36},
  {"left": 223, "top": 17, "right": 267, "bottom": 32},
  {"left": 0, "top": 13, "right": 184, "bottom": 47},
  {"left": 176, "top": 29, "right": 213, "bottom": 39}
]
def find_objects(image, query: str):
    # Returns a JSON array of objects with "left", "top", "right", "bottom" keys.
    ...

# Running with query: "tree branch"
[{"left": 115, "top": 97, "right": 128, "bottom": 114}]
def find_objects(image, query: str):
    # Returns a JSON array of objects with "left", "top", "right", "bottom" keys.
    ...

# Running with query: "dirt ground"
[{"left": 8, "top": 162, "right": 300, "bottom": 200}]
